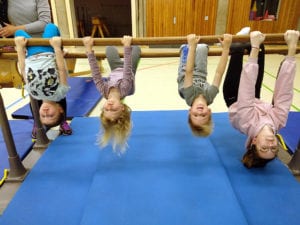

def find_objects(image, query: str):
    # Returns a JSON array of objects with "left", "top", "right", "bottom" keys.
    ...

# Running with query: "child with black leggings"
[{"left": 223, "top": 30, "right": 299, "bottom": 168}]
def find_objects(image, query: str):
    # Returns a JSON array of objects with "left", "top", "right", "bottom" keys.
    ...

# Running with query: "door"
[{"left": 146, "top": 0, "right": 218, "bottom": 37}]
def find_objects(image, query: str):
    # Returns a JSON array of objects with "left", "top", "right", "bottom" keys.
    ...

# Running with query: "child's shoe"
[
  {"left": 236, "top": 27, "right": 250, "bottom": 35},
  {"left": 59, "top": 121, "right": 72, "bottom": 135}
]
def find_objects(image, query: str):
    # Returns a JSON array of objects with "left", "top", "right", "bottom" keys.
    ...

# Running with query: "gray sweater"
[{"left": 8, "top": 0, "right": 51, "bottom": 37}]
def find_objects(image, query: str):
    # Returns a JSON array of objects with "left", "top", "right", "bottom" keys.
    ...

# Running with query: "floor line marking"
[
  {"left": 138, "top": 60, "right": 178, "bottom": 71},
  {"left": 262, "top": 83, "right": 300, "bottom": 111},
  {"left": 264, "top": 70, "right": 299, "bottom": 93},
  {"left": 5, "top": 94, "right": 29, "bottom": 110}
]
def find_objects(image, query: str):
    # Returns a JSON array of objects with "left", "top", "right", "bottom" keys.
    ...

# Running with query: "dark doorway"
[
  {"left": 74, "top": 0, "right": 132, "bottom": 37},
  {"left": 249, "top": 0, "right": 279, "bottom": 21}
]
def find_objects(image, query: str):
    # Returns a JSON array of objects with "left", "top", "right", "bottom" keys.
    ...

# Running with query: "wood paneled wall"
[
  {"left": 146, "top": 0, "right": 218, "bottom": 37},
  {"left": 226, "top": 0, "right": 300, "bottom": 34}
]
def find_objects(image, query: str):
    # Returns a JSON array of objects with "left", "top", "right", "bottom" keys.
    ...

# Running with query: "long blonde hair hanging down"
[{"left": 98, "top": 103, "right": 132, "bottom": 154}]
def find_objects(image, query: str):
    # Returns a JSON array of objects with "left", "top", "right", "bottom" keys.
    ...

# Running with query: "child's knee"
[
  {"left": 196, "top": 44, "right": 208, "bottom": 54},
  {"left": 105, "top": 46, "right": 117, "bottom": 55},
  {"left": 45, "top": 23, "right": 58, "bottom": 31},
  {"left": 179, "top": 44, "right": 188, "bottom": 53},
  {"left": 132, "top": 46, "right": 141, "bottom": 55},
  {"left": 14, "top": 29, "right": 29, "bottom": 38},
  {"left": 43, "top": 23, "right": 60, "bottom": 37},
  {"left": 180, "top": 45, "right": 189, "bottom": 63}
]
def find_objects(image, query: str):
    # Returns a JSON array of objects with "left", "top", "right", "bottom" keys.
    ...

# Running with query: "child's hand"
[
  {"left": 49, "top": 36, "right": 62, "bottom": 49},
  {"left": 250, "top": 31, "right": 265, "bottom": 48},
  {"left": 219, "top": 34, "right": 232, "bottom": 49},
  {"left": 122, "top": 35, "right": 132, "bottom": 47},
  {"left": 284, "top": 30, "right": 299, "bottom": 48},
  {"left": 187, "top": 34, "right": 200, "bottom": 47},
  {"left": 82, "top": 36, "right": 94, "bottom": 47},
  {"left": 82, "top": 36, "right": 94, "bottom": 52},
  {"left": 14, "top": 36, "right": 27, "bottom": 48}
]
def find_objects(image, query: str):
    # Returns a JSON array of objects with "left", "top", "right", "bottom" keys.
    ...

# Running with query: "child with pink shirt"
[{"left": 223, "top": 30, "right": 299, "bottom": 168}]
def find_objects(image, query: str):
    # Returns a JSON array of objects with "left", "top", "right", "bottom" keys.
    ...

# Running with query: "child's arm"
[
  {"left": 49, "top": 37, "right": 68, "bottom": 85},
  {"left": 82, "top": 37, "right": 102, "bottom": 80},
  {"left": 122, "top": 35, "right": 133, "bottom": 79},
  {"left": 211, "top": 34, "right": 232, "bottom": 88},
  {"left": 184, "top": 34, "right": 200, "bottom": 88},
  {"left": 272, "top": 30, "right": 299, "bottom": 128},
  {"left": 14, "top": 37, "right": 27, "bottom": 83},
  {"left": 237, "top": 31, "right": 265, "bottom": 109},
  {"left": 82, "top": 36, "right": 106, "bottom": 94}
]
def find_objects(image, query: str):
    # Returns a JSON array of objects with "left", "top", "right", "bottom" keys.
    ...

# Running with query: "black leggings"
[{"left": 223, "top": 43, "right": 265, "bottom": 107}]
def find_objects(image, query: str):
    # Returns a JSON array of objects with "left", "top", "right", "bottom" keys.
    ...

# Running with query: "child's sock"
[{"left": 236, "top": 27, "right": 250, "bottom": 35}]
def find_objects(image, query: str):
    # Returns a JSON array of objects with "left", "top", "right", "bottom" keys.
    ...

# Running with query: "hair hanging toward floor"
[
  {"left": 98, "top": 104, "right": 132, "bottom": 154},
  {"left": 242, "top": 144, "right": 276, "bottom": 168},
  {"left": 188, "top": 114, "right": 213, "bottom": 137}
]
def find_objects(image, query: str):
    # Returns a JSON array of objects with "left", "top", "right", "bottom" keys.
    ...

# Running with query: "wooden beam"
[
  {"left": 0, "top": 34, "right": 298, "bottom": 46},
  {"left": 0, "top": 46, "right": 299, "bottom": 59}
]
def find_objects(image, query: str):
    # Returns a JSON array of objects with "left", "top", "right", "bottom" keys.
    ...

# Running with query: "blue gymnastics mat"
[
  {"left": 0, "top": 120, "right": 34, "bottom": 181},
  {"left": 11, "top": 77, "right": 102, "bottom": 119},
  {"left": 1, "top": 111, "right": 300, "bottom": 225},
  {"left": 279, "top": 111, "right": 300, "bottom": 153}
]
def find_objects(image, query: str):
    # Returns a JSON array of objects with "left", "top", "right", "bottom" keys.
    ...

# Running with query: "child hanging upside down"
[
  {"left": 83, "top": 35, "right": 141, "bottom": 153},
  {"left": 223, "top": 30, "right": 299, "bottom": 168},
  {"left": 177, "top": 33, "right": 232, "bottom": 136},
  {"left": 14, "top": 23, "right": 72, "bottom": 137}
]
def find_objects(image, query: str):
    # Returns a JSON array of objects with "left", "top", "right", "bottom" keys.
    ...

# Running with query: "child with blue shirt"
[{"left": 14, "top": 23, "right": 72, "bottom": 136}]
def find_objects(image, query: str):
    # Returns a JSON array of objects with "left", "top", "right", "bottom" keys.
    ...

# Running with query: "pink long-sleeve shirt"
[
  {"left": 228, "top": 56, "right": 296, "bottom": 147},
  {"left": 87, "top": 46, "right": 134, "bottom": 99}
]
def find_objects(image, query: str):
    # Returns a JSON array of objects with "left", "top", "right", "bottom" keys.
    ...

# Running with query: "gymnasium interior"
[{"left": 0, "top": 0, "right": 300, "bottom": 224}]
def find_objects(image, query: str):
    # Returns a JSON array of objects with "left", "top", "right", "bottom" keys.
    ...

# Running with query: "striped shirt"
[{"left": 87, "top": 46, "right": 134, "bottom": 99}]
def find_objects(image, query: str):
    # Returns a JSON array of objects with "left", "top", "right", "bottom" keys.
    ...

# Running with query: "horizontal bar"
[
  {"left": 0, "top": 46, "right": 298, "bottom": 59},
  {"left": 0, "top": 34, "right": 297, "bottom": 46}
]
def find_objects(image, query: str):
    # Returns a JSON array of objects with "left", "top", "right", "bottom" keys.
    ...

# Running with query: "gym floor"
[{"left": 0, "top": 45, "right": 299, "bottom": 214}]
